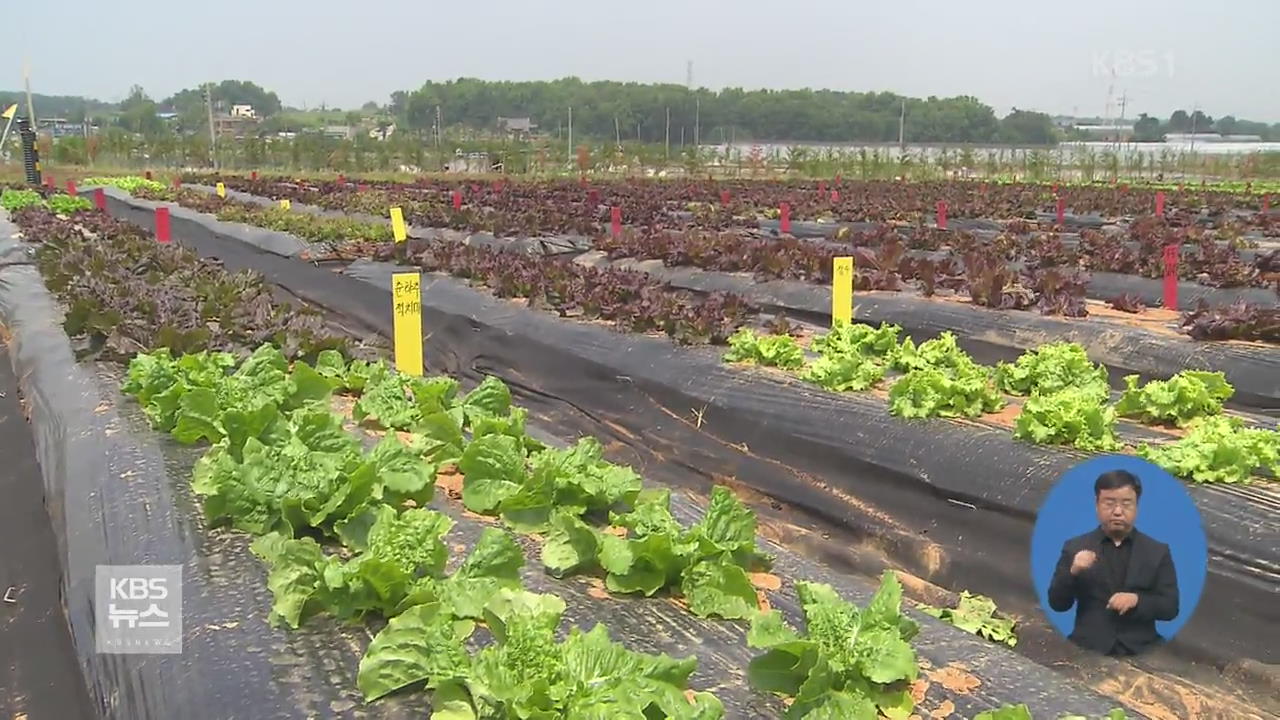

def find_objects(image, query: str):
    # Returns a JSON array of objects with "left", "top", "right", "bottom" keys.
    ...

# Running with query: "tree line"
[
  {"left": 388, "top": 78, "right": 1060, "bottom": 145},
  {"left": 9, "top": 77, "right": 1280, "bottom": 146},
  {"left": 1131, "top": 110, "right": 1280, "bottom": 142}
]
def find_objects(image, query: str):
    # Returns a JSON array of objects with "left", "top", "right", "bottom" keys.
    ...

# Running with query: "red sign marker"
[
  {"left": 835, "top": 174, "right": 842, "bottom": 186},
  {"left": 357, "top": 183, "right": 368, "bottom": 192},
  {"left": 579, "top": 175, "right": 587, "bottom": 187},
  {"left": 451, "top": 190, "right": 462, "bottom": 210},
  {"left": 936, "top": 200, "right": 948, "bottom": 230},
  {"left": 44, "top": 175, "right": 53, "bottom": 189},
  {"left": 337, "top": 174, "right": 345, "bottom": 185},
  {"left": 173, "top": 177, "right": 182, "bottom": 189},
  {"left": 610, "top": 206, "right": 622, "bottom": 237},
  {"left": 66, "top": 180, "right": 78, "bottom": 196},
  {"left": 720, "top": 189, "right": 730, "bottom": 206},
  {"left": 251, "top": 170, "right": 258, "bottom": 181},
  {"left": 93, "top": 188, "right": 106, "bottom": 211},
  {"left": 471, "top": 183, "right": 481, "bottom": 194},
  {"left": 1051, "top": 183, "right": 1058, "bottom": 194},
  {"left": 492, "top": 179, "right": 504, "bottom": 192},
  {"left": 145, "top": 170, "right": 153, "bottom": 181},
  {"left": 1162, "top": 245, "right": 1179, "bottom": 310},
  {"left": 818, "top": 180, "right": 827, "bottom": 193},
  {"left": 830, "top": 189, "right": 840, "bottom": 203},
  {"left": 780, "top": 203, "right": 792, "bottom": 234},
  {"left": 1264, "top": 195, "right": 1271, "bottom": 212},
  {"left": 155, "top": 207, "right": 172, "bottom": 244},
  {"left": 1155, "top": 191, "right": 1166, "bottom": 217},
  {"left": 588, "top": 189, "right": 599, "bottom": 205},
  {"left": 1056, "top": 196, "right": 1066, "bottom": 224}
]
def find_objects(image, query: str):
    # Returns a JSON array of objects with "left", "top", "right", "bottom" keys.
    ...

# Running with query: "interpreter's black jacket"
[{"left": 1047, "top": 527, "right": 1179, "bottom": 655}]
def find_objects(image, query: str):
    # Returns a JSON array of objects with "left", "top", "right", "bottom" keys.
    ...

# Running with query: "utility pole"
[
  {"left": 23, "top": 60, "right": 36, "bottom": 126},
  {"left": 694, "top": 96, "right": 700, "bottom": 147},
  {"left": 1116, "top": 91, "right": 1130, "bottom": 152},
  {"left": 898, "top": 99, "right": 906, "bottom": 149},
  {"left": 614, "top": 116, "right": 621, "bottom": 147},
  {"left": 435, "top": 105, "right": 442, "bottom": 148},
  {"left": 205, "top": 83, "right": 218, "bottom": 170},
  {"left": 1189, "top": 102, "right": 1199, "bottom": 156},
  {"left": 665, "top": 107, "right": 670, "bottom": 158},
  {"left": 567, "top": 106, "right": 573, "bottom": 163},
  {"left": 686, "top": 60, "right": 693, "bottom": 89}
]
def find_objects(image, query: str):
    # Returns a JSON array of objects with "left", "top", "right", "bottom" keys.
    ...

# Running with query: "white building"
[{"left": 230, "top": 104, "right": 257, "bottom": 119}]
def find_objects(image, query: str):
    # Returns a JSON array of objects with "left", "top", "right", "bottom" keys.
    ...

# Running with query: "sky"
[{"left": 7, "top": 0, "right": 1278, "bottom": 121}]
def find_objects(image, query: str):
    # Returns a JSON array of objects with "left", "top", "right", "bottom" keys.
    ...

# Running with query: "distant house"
[
  {"left": 213, "top": 114, "right": 257, "bottom": 139},
  {"left": 322, "top": 125, "right": 355, "bottom": 140},
  {"left": 445, "top": 151, "right": 491, "bottom": 173},
  {"left": 36, "top": 117, "right": 89, "bottom": 138},
  {"left": 497, "top": 116, "right": 537, "bottom": 138},
  {"left": 231, "top": 104, "right": 257, "bottom": 119},
  {"left": 369, "top": 122, "right": 396, "bottom": 140}
]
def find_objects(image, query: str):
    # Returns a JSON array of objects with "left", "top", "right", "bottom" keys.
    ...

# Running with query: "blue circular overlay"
[{"left": 1030, "top": 455, "right": 1208, "bottom": 642}]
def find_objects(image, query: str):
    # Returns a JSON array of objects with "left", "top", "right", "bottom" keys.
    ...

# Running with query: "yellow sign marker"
[
  {"left": 215, "top": 182, "right": 226, "bottom": 198},
  {"left": 390, "top": 207, "right": 407, "bottom": 242},
  {"left": 832, "top": 256, "right": 854, "bottom": 325},
  {"left": 279, "top": 198, "right": 291, "bottom": 210},
  {"left": 392, "top": 272, "right": 424, "bottom": 376}
]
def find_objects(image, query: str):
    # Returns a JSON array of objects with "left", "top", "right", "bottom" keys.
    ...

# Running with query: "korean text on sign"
[{"left": 392, "top": 272, "right": 424, "bottom": 376}]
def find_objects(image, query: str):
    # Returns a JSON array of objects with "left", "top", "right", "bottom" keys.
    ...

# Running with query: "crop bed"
[
  {"left": 76, "top": 181, "right": 1280, "bottom": 719},
  {"left": 185, "top": 173, "right": 1280, "bottom": 235},
  {"left": 0, "top": 197, "right": 1173, "bottom": 719}
]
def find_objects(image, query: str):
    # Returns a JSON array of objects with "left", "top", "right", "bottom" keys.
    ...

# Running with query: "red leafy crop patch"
[
  {"left": 1180, "top": 299, "right": 1279, "bottom": 343},
  {"left": 381, "top": 240, "right": 753, "bottom": 345},
  {"left": 12, "top": 206, "right": 342, "bottom": 358}
]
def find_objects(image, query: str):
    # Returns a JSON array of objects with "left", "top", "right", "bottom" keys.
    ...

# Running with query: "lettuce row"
[
  {"left": 122, "top": 345, "right": 738, "bottom": 714},
  {"left": 250, "top": 508, "right": 524, "bottom": 628},
  {"left": 722, "top": 327, "right": 1268, "bottom": 483},
  {"left": 357, "top": 588, "right": 725, "bottom": 718},
  {"left": 1138, "top": 416, "right": 1280, "bottom": 484}
]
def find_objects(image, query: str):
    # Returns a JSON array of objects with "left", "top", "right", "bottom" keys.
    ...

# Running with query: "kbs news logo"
[
  {"left": 1092, "top": 50, "right": 1176, "bottom": 79},
  {"left": 95, "top": 565, "right": 183, "bottom": 654}
]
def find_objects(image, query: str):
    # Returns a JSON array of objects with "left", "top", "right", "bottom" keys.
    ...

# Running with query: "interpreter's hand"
[
  {"left": 1070, "top": 550, "right": 1097, "bottom": 576},
  {"left": 1107, "top": 592, "right": 1140, "bottom": 615}
]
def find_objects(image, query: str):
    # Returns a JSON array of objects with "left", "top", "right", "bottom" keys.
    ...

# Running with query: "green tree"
[
  {"left": 117, "top": 85, "right": 165, "bottom": 137},
  {"left": 997, "top": 109, "right": 1056, "bottom": 145},
  {"left": 1133, "top": 113, "right": 1163, "bottom": 142}
]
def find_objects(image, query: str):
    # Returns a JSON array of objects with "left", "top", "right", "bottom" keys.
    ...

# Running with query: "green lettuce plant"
[
  {"left": 746, "top": 572, "right": 919, "bottom": 719},
  {"left": 1115, "top": 370, "right": 1235, "bottom": 427}
]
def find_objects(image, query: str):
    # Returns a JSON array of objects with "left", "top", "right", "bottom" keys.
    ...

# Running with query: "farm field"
[{"left": 2, "top": 174, "right": 1278, "bottom": 720}]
